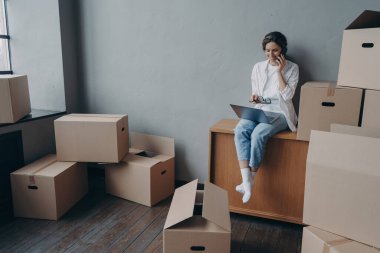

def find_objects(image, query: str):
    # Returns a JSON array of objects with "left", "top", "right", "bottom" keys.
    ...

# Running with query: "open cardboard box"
[
  {"left": 302, "top": 226, "right": 379, "bottom": 253},
  {"left": 105, "top": 132, "right": 175, "bottom": 207},
  {"left": 0, "top": 75, "right": 31, "bottom": 123},
  {"left": 297, "top": 82, "right": 362, "bottom": 141},
  {"left": 54, "top": 114, "right": 129, "bottom": 163},
  {"left": 163, "top": 179, "right": 231, "bottom": 253},
  {"left": 11, "top": 154, "right": 88, "bottom": 220},
  {"left": 337, "top": 10, "right": 380, "bottom": 90},
  {"left": 304, "top": 130, "right": 380, "bottom": 248}
]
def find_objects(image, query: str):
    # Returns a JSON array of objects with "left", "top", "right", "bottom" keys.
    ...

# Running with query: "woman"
[{"left": 234, "top": 31, "right": 299, "bottom": 204}]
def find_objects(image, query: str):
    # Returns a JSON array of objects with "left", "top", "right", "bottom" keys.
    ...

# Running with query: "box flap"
[
  {"left": 129, "top": 147, "right": 143, "bottom": 154},
  {"left": 131, "top": 132, "right": 175, "bottom": 156},
  {"left": 11, "top": 154, "right": 57, "bottom": 175},
  {"left": 122, "top": 153, "right": 160, "bottom": 167},
  {"left": 202, "top": 181, "right": 231, "bottom": 232},
  {"left": 331, "top": 124, "right": 380, "bottom": 138},
  {"left": 56, "top": 114, "right": 127, "bottom": 123},
  {"left": 164, "top": 179, "right": 198, "bottom": 229},
  {"left": 150, "top": 154, "right": 173, "bottom": 162},
  {"left": 346, "top": 10, "right": 380, "bottom": 30}
]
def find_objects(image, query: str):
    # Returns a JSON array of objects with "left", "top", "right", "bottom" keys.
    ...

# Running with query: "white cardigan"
[{"left": 251, "top": 60, "right": 299, "bottom": 132}]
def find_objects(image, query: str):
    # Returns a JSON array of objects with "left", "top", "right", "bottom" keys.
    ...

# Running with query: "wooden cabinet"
[{"left": 208, "top": 119, "right": 308, "bottom": 224}]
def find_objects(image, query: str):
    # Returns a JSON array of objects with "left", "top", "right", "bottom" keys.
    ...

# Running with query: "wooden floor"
[{"left": 0, "top": 171, "right": 303, "bottom": 253}]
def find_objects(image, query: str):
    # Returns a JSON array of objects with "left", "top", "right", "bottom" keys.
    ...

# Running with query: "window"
[{"left": 0, "top": 0, "right": 11, "bottom": 74}]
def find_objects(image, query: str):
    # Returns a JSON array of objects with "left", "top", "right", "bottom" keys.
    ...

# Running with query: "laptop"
[{"left": 230, "top": 104, "right": 281, "bottom": 124}]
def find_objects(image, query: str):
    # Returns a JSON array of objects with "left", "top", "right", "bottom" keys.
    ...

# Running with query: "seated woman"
[{"left": 234, "top": 31, "right": 299, "bottom": 204}]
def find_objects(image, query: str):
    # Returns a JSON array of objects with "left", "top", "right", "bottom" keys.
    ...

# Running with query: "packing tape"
[
  {"left": 326, "top": 83, "right": 336, "bottom": 97},
  {"left": 28, "top": 159, "right": 58, "bottom": 186},
  {"left": 322, "top": 238, "right": 352, "bottom": 253}
]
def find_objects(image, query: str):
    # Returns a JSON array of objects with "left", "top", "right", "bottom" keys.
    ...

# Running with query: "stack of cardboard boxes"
[
  {"left": 298, "top": 10, "right": 380, "bottom": 252},
  {"left": 10, "top": 113, "right": 176, "bottom": 220},
  {"left": 9, "top": 112, "right": 231, "bottom": 251}
]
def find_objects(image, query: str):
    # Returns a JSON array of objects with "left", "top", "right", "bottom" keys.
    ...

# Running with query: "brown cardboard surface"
[
  {"left": 54, "top": 114, "right": 129, "bottom": 163},
  {"left": 11, "top": 155, "right": 88, "bottom": 220},
  {"left": 302, "top": 226, "right": 379, "bottom": 253},
  {"left": 105, "top": 132, "right": 175, "bottom": 207},
  {"left": 331, "top": 124, "right": 380, "bottom": 138},
  {"left": 164, "top": 179, "right": 198, "bottom": 229},
  {"left": 362, "top": 90, "right": 380, "bottom": 128},
  {"left": 0, "top": 75, "right": 31, "bottom": 123},
  {"left": 202, "top": 181, "right": 231, "bottom": 232},
  {"left": 163, "top": 180, "right": 231, "bottom": 253},
  {"left": 164, "top": 216, "right": 231, "bottom": 253},
  {"left": 337, "top": 10, "right": 380, "bottom": 90},
  {"left": 304, "top": 130, "right": 380, "bottom": 248},
  {"left": 60, "top": 113, "right": 125, "bottom": 121},
  {"left": 297, "top": 82, "right": 362, "bottom": 141}
]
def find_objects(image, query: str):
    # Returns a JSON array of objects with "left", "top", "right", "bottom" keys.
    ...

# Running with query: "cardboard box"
[
  {"left": 105, "top": 132, "right": 175, "bottom": 207},
  {"left": 0, "top": 75, "right": 31, "bottom": 123},
  {"left": 54, "top": 114, "right": 129, "bottom": 163},
  {"left": 304, "top": 130, "right": 380, "bottom": 248},
  {"left": 362, "top": 90, "right": 380, "bottom": 128},
  {"left": 11, "top": 154, "right": 88, "bottom": 220},
  {"left": 337, "top": 10, "right": 380, "bottom": 90},
  {"left": 163, "top": 179, "right": 231, "bottom": 253},
  {"left": 302, "top": 226, "right": 379, "bottom": 253},
  {"left": 331, "top": 123, "right": 380, "bottom": 138},
  {"left": 297, "top": 82, "right": 362, "bottom": 141}
]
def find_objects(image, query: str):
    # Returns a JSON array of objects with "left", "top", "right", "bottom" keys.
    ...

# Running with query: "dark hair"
[{"left": 262, "top": 31, "right": 288, "bottom": 56}]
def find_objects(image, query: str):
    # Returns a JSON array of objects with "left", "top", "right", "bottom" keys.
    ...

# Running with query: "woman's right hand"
[{"left": 250, "top": 94, "right": 259, "bottom": 103}]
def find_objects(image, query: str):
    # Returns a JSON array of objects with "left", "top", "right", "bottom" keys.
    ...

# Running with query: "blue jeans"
[{"left": 234, "top": 114, "right": 288, "bottom": 168}]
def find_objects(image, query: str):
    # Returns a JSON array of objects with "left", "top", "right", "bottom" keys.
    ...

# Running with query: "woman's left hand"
[{"left": 276, "top": 54, "right": 286, "bottom": 72}]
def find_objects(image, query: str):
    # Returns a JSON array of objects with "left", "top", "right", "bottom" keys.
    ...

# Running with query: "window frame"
[{"left": 0, "top": 0, "right": 12, "bottom": 75}]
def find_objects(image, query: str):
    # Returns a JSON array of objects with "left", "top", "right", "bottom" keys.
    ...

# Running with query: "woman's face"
[{"left": 264, "top": 42, "right": 282, "bottom": 65}]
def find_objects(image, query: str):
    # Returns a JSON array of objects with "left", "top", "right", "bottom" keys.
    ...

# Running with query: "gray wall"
[
  {"left": 6, "top": 0, "right": 66, "bottom": 111},
  {"left": 59, "top": 0, "right": 83, "bottom": 113},
  {"left": 77, "top": 0, "right": 380, "bottom": 182}
]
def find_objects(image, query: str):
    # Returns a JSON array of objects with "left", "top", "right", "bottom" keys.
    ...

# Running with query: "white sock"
[
  {"left": 236, "top": 171, "right": 256, "bottom": 194},
  {"left": 239, "top": 168, "right": 255, "bottom": 204}
]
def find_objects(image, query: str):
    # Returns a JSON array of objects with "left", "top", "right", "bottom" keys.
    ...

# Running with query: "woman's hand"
[
  {"left": 249, "top": 94, "right": 259, "bottom": 103},
  {"left": 276, "top": 54, "right": 286, "bottom": 72}
]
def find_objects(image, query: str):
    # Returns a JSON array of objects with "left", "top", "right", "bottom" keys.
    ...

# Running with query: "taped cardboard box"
[
  {"left": 105, "top": 132, "right": 174, "bottom": 207},
  {"left": 54, "top": 114, "right": 129, "bottom": 163},
  {"left": 0, "top": 75, "right": 31, "bottom": 123},
  {"left": 163, "top": 179, "right": 231, "bottom": 253},
  {"left": 302, "top": 226, "right": 379, "bottom": 253},
  {"left": 11, "top": 154, "right": 88, "bottom": 220},
  {"left": 337, "top": 10, "right": 380, "bottom": 90},
  {"left": 304, "top": 130, "right": 380, "bottom": 248},
  {"left": 361, "top": 90, "right": 380, "bottom": 128},
  {"left": 297, "top": 82, "right": 362, "bottom": 141},
  {"left": 331, "top": 123, "right": 380, "bottom": 138}
]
